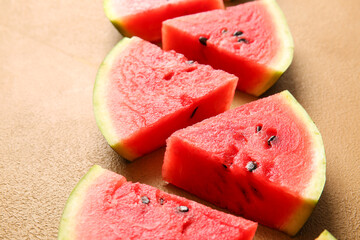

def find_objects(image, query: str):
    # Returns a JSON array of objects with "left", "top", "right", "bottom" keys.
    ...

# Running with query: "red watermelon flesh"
[
  {"left": 162, "top": 0, "right": 294, "bottom": 96},
  {"left": 93, "top": 37, "right": 238, "bottom": 160},
  {"left": 58, "top": 165, "right": 258, "bottom": 240},
  {"left": 104, "top": 0, "right": 224, "bottom": 42},
  {"left": 162, "top": 90, "right": 326, "bottom": 235}
]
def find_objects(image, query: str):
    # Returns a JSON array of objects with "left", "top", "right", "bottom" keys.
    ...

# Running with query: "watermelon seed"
[
  {"left": 159, "top": 198, "right": 165, "bottom": 205},
  {"left": 256, "top": 125, "right": 262, "bottom": 132},
  {"left": 178, "top": 206, "right": 189, "bottom": 212},
  {"left": 237, "top": 38, "right": 249, "bottom": 43},
  {"left": 141, "top": 196, "right": 150, "bottom": 204},
  {"left": 199, "top": 36, "right": 208, "bottom": 46},
  {"left": 233, "top": 31, "right": 243, "bottom": 36},
  {"left": 190, "top": 107, "right": 198, "bottom": 119},
  {"left": 221, "top": 28, "right": 228, "bottom": 34},
  {"left": 267, "top": 135, "right": 276, "bottom": 146},
  {"left": 222, "top": 164, "right": 228, "bottom": 169},
  {"left": 246, "top": 161, "right": 257, "bottom": 172},
  {"left": 186, "top": 60, "right": 194, "bottom": 64}
]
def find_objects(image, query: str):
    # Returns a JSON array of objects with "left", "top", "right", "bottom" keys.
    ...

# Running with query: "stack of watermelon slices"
[{"left": 58, "top": 0, "right": 327, "bottom": 239}]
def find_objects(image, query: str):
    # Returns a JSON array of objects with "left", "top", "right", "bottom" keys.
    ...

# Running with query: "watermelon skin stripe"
[{"left": 58, "top": 165, "right": 258, "bottom": 240}]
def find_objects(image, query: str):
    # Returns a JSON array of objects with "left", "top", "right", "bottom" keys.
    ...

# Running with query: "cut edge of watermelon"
[
  {"left": 93, "top": 37, "right": 138, "bottom": 160},
  {"left": 279, "top": 90, "right": 326, "bottom": 235},
  {"left": 262, "top": 0, "right": 294, "bottom": 73},
  {"left": 58, "top": 165, "right": 109, "bottom": 240}
]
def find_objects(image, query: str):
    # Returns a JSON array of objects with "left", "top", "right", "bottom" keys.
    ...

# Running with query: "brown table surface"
[{"left": 1, "top": 0, "right": 360, "bottom": 239}]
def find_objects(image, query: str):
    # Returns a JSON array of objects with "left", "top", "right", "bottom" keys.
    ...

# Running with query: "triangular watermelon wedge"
[
  {"left": 104, "top": 0, "right": 225, "bottom": 42},
  {"left": 162, "top": 0, "right": 294, "bottom": 96},
  {"left": 93, "top": 37, "right": 238, "bottom": 160},
  {"left": 58, "top": 165, "right": 258, "bottom": 239},
  {"left": 163, "top": 90, "right": 326, "bottom": 235}
]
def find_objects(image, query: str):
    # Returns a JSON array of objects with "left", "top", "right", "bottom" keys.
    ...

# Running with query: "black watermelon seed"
[
  {"left": 141, "top": 196, "right": 150, "bottom": 204},
  {"left": 221, "top": 28, "right": 228, "bottom": 34},
  {"left": 186, "top": 60, "right": 194, "bottom": 64},
  {"left": 178, "top": 206, "right": 189, "bottom": 212},
  {"left": 159, "top": 198, "right": 165, "bottom": 205},
  {"left": 246, "top": 161, "right": 257, "bottom": 172},
  {"left": 237, "top": 38, "right": 249, "bottom": 43},
  {"left": 267, "top": 135, "right": 276, "bottom": 146},
  {"left": 233, "top": 31, "right": 243, "bottom": 36},
  {"left": 222, "top": 164, "right": 228, "bottom": 169},
  {"left": 199, "top": 36, "right": 208, "bottom": 46},
  {"left": 256, "top": 125, "right": 262, "bottom": 132},
  {"left": 190, "top": 107, "right": 198, "bottom": 119}
]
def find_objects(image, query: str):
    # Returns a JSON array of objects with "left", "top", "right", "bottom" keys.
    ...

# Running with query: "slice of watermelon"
[
  {"left": 315, "top": 230, "right": 337, "bottom": 240},
  {"left": 162, "top": 90, "right": 326, "bottom": 235},
  {"left": 58, "top": 165, "right": 258, "bottom": 239},
  {"left": 104, "top": 0, "right": 224, "bottom": 42},
  {"left": 93, "top": 36, "right": 238, "bottom": 160},
  {"left": 162, "top": 0, "right": 294, "bottom": 96}
]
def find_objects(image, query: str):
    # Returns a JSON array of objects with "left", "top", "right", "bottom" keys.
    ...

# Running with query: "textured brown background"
[{"left": 1, "top": 0, "right": 359, "bottom": 239}]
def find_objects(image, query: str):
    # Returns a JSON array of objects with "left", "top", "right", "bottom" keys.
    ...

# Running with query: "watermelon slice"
[
  {"left": 162, "top": 90, "right": 326, "bottom": 235},
  {"left": 58, "top": 165, "right": 258, "bottom": 239},
  {"left": 93, "top": 36, "right": 237, "bottom": 160},
  {"left": 104, "top": 0, "right": 224, "bottom": 42},
  {"left": 162, "top": 0, "right": 294, "bottom": 96},
  {"left": 315, "top": 230, "right": 337, "bottom": 240}
]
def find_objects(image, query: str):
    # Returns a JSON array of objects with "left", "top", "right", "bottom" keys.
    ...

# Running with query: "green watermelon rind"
[
  {"left": 315, "top": 230, "right": 337, "bottom": 240},
  {"left": 251, "top": 0, "right": 294, "bottom": 96},
  {"left": 262, "top": 0, "right": 294, "bottom": 71},
  {"left": 58, "top": 165, "right": 106, "bottom": 240},
  {"left": 103, "top": 0, "right": 132, "bottom": 38},
  {"left": 93, "top": 37, "right": 138, "bottom": 160},
  {"left": 280, "top": 90, "right": 326, "bottom": 235}
]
